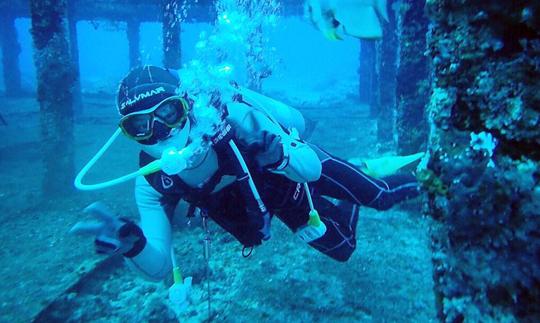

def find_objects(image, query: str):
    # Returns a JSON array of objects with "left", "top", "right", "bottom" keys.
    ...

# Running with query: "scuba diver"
[{"left": 71, "top": 65, "right": 421, "bottom": 282}]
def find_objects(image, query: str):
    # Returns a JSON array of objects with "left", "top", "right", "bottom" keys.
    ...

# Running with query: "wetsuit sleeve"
[
  {"left": 125, "top": 176, "right": 173, "bottom": 281},
  {"left": 227, "top": 102, "right": 321, "bottom": 183}
]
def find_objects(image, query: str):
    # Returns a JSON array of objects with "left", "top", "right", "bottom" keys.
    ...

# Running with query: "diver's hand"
[
  {"left": 259, "top": 211, "right": 272, "bottom": 241},
  {"left": 244, "top": 210, "right": 272, "bottom": 246},
  {"left": 70, "top": 202, "right": 145, "bottom": 256}
]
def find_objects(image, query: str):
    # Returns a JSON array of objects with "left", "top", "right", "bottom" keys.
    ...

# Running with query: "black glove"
[
  {"left": 259, "top": 211, "right": 272, "bottom": 241},
  {"left": 254, "top": 132, "right": 284, "bottom": 169},
  {"left": 241, "top": 210, "right": 272, "bottom": 247},
  {"left": 70, "top": 202, "right": 146, "bottom": 258}
]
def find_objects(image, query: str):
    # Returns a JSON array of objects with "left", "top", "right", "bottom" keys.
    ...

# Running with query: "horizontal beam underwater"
[{"left": 2, "top": 0, "right": 303, "bottom": 23}]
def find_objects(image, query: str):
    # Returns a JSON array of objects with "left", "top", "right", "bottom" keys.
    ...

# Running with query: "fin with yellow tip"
[
  {"left": 359, "top": 152, "right": 425, "bottom": 178},
  {"left": 324, "top": 28, "right": 343, "bottom": 40}
]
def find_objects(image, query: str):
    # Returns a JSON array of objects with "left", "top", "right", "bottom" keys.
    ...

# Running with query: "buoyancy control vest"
[{"left": 139, "top": 89, "right": 305, "bottom": 247}]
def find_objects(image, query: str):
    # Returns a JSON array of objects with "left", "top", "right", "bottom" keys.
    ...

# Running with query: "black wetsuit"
[{"left": 141, "top": 140, "right": 419, "bottom": 262}]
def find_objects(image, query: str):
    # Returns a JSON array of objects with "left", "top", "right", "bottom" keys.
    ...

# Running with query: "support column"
[
  {"left": 358, "top": 40, "right": 375, "bottom": 105},
  {"left": 30, "top": 0, "right": 75, "bottom": 194},
  {"left": 377, "top": 6, "right": 398, "bottom": 149},
  {"left": 68, "top": 0, "right": 82, "bottom": 113},
  {"left": 395, "top": 1, "right": 429, "bottom": 155},
  {"left": 127, "top": 20, "right": 141, "bottom": 68},
  {"left": 162, "top": 0, "right": 181, "bottom": 69},
  {"left": 424, "top": 1, "right": 540, "bottom": 321},
  {"left": 0, "top": 13, "right": 22, "bottom": 96},
  {"left": 369, "top": 41, "right": 381, "bottom": 118}
]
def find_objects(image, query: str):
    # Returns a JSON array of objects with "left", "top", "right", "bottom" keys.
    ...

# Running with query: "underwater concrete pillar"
[
  {"left": 358, "top": 40, "right": 376, "bottom": 105},
  {"left": 0, "top": 13, "right": 22, "bottom": 96},
  {"left": 424, "top": 1, "right": 540, "bottom": 320},
  {"left": 30, "top": 0, "right": 75, "bottom": 194},
  {"left": 162, "top": 0, "right": 181, "bottom": 69},
  {"left": 127, "top": 20, "right": 141, "bottom": 68},
  {"left": 377, "top": 5, "right": 398, "bottom": 150},
  {"left": 369, "top": 41, "right": 381, "bottom": 119},
  {"left": 395, "top": 1, "right": 428, "bottom": 155},
  {"left": 68, "top": 0, "right": 82, "bottom": 113}
]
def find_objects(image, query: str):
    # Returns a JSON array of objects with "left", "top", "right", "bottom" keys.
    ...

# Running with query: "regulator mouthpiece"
[{"left": 161, "top": 147, "right": 188, "bottom": 175}]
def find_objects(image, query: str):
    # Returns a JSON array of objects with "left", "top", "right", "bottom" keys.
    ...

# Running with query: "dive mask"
[{"left": 119, "top": 96, "right": 189, "bottom": 141}]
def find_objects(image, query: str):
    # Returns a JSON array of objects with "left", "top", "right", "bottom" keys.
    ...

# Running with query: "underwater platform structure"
[
  {"left": 0, "top": 0, "right": 304, "bottom": 94},
  {"left": 0, "top": 0, "right": 328, "bottom": 193},
  {"left": 4, "top": 0, "right": 303, "bottom": 22},
  {"left": 2, "top": 1, "right": 540, "bottom": 321}
]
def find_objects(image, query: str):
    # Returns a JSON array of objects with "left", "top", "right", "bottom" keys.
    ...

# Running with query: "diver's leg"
[
  {"left": 276, "top": 196, "right": 359, "bottom": 262},
  {"left": 310, "top": 144, "right": 420, "bottom": 210},
  {"left": 365, "top": 174, "right": 420, "bottom": 210}
]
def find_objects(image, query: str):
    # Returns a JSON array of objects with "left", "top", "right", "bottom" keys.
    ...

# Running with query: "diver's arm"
[
  {"left": 124, "top": 176, "right": 173, "bottom": 281},
  {"left": 227, "top": 102, "right": 321, "bottom": 182}
]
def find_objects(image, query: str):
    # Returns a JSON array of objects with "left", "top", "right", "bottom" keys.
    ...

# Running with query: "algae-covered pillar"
[
  {"left": 127, "top": 20, "right": 141, "bottom": 68},
  {"left": 358, "top": 40, "right": 376, "bottom": 105},
  {"left": 377, "top": 5, "right": 398, "bottom": 150},
  {"left": 162, "top": 0, "right": 181, "bottom": 69},
  {"left": 67, "top": 0, "right": 82, "bottom": 113},
  {"left": 0, "top": 11, "right": 22, "bottom": 96},
  {"left": 30, "top": 0, "right": 75, "bottom": 194},
  {"left": 395, "top": 1, "right": 429, "bottom": 154},
  {"left": 370, "top": 42, "right": 381, "bottom": 118},
  {"left": 423, "top": 1, "right": 540, "bottom": 321}
]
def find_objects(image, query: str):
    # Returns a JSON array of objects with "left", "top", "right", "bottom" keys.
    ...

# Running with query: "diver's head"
[{"left": 116, "top": 65, "right": 191, "bottom": 147}]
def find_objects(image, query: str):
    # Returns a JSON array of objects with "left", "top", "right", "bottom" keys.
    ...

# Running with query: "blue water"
[{"left": 3, "top": 16, "right": 359, "bottom": 97}]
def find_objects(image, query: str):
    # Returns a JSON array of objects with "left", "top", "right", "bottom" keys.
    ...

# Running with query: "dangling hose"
[
  {"left": 168, "top": 247, "right": 192, "bottom": 316},
  {"left": 228, "top": 139, "right": 267, "bottom": 213},
  {"left": 229, "top": 86, "right": 326, "bottom": 240},
  {"left": 201, "top": 210, "right": 212, "bottom": 320},
  {"left": 296, "top": 182, "right": 327, "bottom": 242}
]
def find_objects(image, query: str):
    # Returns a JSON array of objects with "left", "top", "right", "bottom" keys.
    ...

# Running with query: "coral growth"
[{"left": 425, "top": 0, "right": 540, "bottom": 321}]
